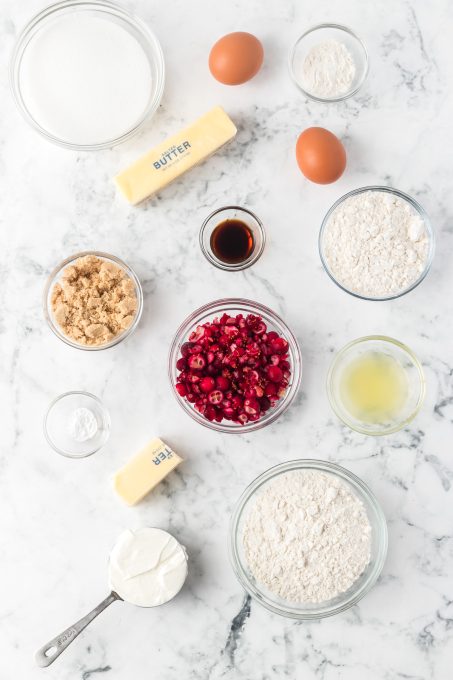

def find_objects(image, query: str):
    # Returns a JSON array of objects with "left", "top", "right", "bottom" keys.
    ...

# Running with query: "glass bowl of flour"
[
  {"left": 289, "top": 24, "right": 368, "bottom": 102},
  {"left": 10, "top": 1, "right": 165, "bottom": 150},
  {"left": 229, "top": 459, "right": 387, "bottom": 619},
  {"left": 319, "top": 186, "right": 435, "bottom": 301}
]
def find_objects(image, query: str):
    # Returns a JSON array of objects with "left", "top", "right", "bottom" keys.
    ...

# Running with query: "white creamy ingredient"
[
  {"left": 301, "top": 40, "right": 356, "bottom": 98},
  {"left": 19, "top": 14, "right": 152, "bottom": 145},
  {"left": 108, "top": 528, "right": 188, "bottom": 607},
  {"left": 67, "top": 407, "right": 98, "bottom": 442},
  {"left": 323, "top": 190, "right": 430, "bottom": 298},
  {"left": 242, "top": 470, "right": 371, "bottom": 603}
]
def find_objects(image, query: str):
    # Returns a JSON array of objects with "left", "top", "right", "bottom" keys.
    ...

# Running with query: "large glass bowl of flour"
[
  {"left": 229, "top": 459, "right": 387, "bottom": 619},
  {"left": 10, "top": 0, "right": 165, "bottom": 150},
  {"left": 319, "top": 186, "right": 435, "bottom": 301}
]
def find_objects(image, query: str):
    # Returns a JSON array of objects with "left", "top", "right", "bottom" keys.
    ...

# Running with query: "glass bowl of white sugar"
[
  {"left": 289, "top": 24, "right": 368, "bottom": 102},
  {"left": 319, "top": 186, "right": 435, "bottom": 301},
  {"left": 229, "top": 459, "right": 387, "bottom": 619},
  {"left": 10, "top": 0, "right": 165, "bottom": 150}
]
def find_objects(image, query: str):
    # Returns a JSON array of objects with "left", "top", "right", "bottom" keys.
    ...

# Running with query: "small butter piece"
[
  {"left": 114, "top": 106, "right": 237, "bottom": 204},
  {"left": 114, "top": 438, "right": 183, "bottom": 505}
]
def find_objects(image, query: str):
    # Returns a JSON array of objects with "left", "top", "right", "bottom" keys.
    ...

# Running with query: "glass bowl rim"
[
  {"left": 327, "top": 334, "right": 426, "bottom": 436},
  {"left": 43, "top": 250, "right": 143, "bottom": 351},
  {"left": 168, "top": 297, "right": 302, "bottom": 433},
  {"left": 229, "top": 458, "right": 388, "bottom": 619},
  {"left": 288, "top": 23, "right": 369, "bottom": 103},
  {"left": 44, "top": 390, "right": 111, "bottom": 458},
  {"left": 9, "top": 0, "right": 165, "bottom": 151},
  {"left": 319, "top": 185, "right": 435, "bottom": 301},
  {"left": 199, "top": 205, "right": 266, "bottom": 272}
]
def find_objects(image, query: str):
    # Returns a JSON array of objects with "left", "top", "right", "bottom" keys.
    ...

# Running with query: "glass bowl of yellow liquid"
[{"left": 327, "top": 336, "right": 425, "bottom": 435}]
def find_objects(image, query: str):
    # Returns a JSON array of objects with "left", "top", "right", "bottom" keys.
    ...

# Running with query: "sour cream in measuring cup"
[{"left": 108, "top": 528, "right": 188, "bottom": 607}]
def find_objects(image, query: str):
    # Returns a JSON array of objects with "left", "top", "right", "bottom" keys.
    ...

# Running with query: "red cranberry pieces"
[
  {"left": 174, "top": 312, "right": 291, "bottom": 425},
  {"left": 188, "top": 354, "right": 206, "bottom": 370},
  {"left": 216, "top": 375, "right": 230, "bottom": 391},
  {"left": 200, "top": 377, "right": 215, "bottom": 393},
  {"left": 208, "top": 389, "right": 224, "bottom": 405},
  {"left": 267, "top": 365, "right": 283, "bottom": 383}
]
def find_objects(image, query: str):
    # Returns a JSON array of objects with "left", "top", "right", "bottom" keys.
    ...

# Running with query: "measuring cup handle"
[{"left": 35, "top": 591, "right": 121, "bottom": 668}]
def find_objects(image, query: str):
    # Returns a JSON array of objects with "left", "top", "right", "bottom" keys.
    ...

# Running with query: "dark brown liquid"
[{"left": 210, "top": 219, "right": 254, "bottom": 264}]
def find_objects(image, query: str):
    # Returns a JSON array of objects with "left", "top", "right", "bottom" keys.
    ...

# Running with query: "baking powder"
[
  {"left": 301, "top": 40, "right": 356, "bottom": 98},
  {"left": 323, "top": 190, "right": 430, "bottom": 298},
  {"left": 242, "top": 470, "right": 371, "bottom": 603},
  {"left": 67, "top": 407, "right": 98, "bottom": 443}
]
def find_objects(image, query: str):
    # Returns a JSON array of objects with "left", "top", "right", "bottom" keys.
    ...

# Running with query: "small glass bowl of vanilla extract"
[{"left": 199, "top": 206, "right": 266, "bottom": 271}]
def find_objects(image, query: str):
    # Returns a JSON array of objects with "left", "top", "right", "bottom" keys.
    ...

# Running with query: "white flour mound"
[
  {"left": 242, "top": 470, "right": 371, "bottom": 604},
  {"left": 323, "top": 190, "right": 429, "bottom": 298},
  {"left": 301, "top": 40, "right": 356, "bottom": 98}
]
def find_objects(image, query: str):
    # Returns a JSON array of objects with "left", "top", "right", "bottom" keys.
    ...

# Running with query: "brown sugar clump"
[{"left": 51, "top": 255, "right": 138, "bottom": 346}]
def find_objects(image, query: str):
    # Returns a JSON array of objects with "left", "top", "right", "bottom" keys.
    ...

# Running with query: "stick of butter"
[
  {"left": 114, "top": 106, "right": 237, "bottom": 204},
  {"left": 113, "top": 438, "right": 183, "bottom": 505}
]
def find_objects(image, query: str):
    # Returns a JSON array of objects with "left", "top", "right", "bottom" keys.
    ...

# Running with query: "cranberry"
[
  {"left": 260, "top": 397, "right": 271, "bottom": 412},
  {"left": 200, "top": 377, "right": 215, "bottom": 393},
  {"left": 244, "top": 398, "right": 260, "bottom": 415},
  {"left": 175, "top": 383, "right": 187, "bottom": 397},
  {"left": 205, "top": 405, "right": 217, "bottom": 421},
  {"left": 189, "top": 325, "right": 205, "bottom": 342},
  {"left": 264, "top": 382, "right": 277, "bottom": 396},
  {"left": 208, "top": 390, "right": 224, "bottom": 405},
  {"left": 181, "top": 342, "right": 193, "bottom": 357},
  {"left": 223, "top": 407, "right": 237, "bottom": 420},
  {"left": 270, "top": 337, "right": 288, "bottom": 354},
  {"left": 188, "top": 354, "right": 206, "bottom": 370},
  {"left": 176, "top": 358, "right": 187, "bottom": 371},
  {"left": 216, "top": 376, "right": 230, "bottom": 391},
  {"left": 232, "top": 395, "right": 243, "bottom": 409},
  {"left": 267, "top": 365, "right": 283, "bottom": 383}
]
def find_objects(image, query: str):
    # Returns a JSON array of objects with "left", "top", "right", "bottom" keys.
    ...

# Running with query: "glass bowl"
[
  {"left": 289, "top": 24, "right": 368, "bottom": 102},
  {"left": 229, "top": 459, "right": 387, "bottom": 619},
  {"left": 199, "top": 206, "right": 266, "bottom": 272},
  {"left": 43, "top": 251, "right": 143, "bottom": 351},
  {"left": 10, "top": 0, "right": 165, "bottom": 150},
  {"left": 168, "top": 298, "right": 302, "bottom": 433},
  {"left": 44, "top": 391, "right": 110, "bottom": 458},
  {"left": 327, "top": 336, "right": 425, "bottom": 436},
  {"left": 319, "top": 186, "right": 435, "bottom": 301}
]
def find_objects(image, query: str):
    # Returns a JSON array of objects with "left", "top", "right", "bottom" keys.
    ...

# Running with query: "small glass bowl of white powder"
[
  {"left": 289, "top": 24, "right": 368, "bottom": 102},
  {"left": 229, "top": 459, "right": 387, "bottom": 619},
  {"left": 319, "top": 186, "right": 435, "bottom": 301},
  {"left": 44, "top": 391, "right": 110, "bottom": 458}
]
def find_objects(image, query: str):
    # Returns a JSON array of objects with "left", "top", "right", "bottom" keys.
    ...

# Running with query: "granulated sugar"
[
  {"left": 242, "top": 469, "right": 371, "bottom": 604},
  {"left": 322, "top": 190, "right": 430, "bottom": 298}
]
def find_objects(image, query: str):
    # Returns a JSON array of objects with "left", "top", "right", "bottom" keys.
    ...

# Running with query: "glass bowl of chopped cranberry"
[{"left": 168, "top": 299, "right": 302, "bottom": 432}]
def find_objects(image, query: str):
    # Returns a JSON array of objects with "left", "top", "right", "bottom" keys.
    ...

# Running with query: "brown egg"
[
  {"left": 209, "top": 32, "right": 264, "bottom": 85},
  {"left": 295, "top": 127, "right": 346, "bottom": 184}
]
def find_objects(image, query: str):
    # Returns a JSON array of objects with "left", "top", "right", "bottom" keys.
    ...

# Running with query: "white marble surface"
[{"left": 1, "top": 0, "right": 453, "bottom": 678}]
